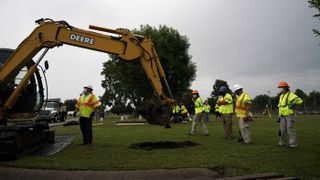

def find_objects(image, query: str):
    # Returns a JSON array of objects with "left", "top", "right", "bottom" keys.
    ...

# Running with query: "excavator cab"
[
  {"left": 0, "top": 48, "right": 44, "bottom": 120},
  {"left": 0, "top": 49, "right": 49, "bottom": 159}
]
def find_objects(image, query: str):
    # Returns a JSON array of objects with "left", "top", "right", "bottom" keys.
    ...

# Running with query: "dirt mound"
[{"left": 129, "top": 141, "right": 199, "bottom": 150}]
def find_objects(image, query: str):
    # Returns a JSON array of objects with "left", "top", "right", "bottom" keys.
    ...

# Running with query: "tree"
[
  {"left": 252, "top": 94, "right": 269, "bottom": 112},
  {"left": 308, "top": 0, "right": 320, "bottom": 37},
  {"left": 64, "top": 99, "right": 77, "bottom": 111},
  {"left": 110, "top": 100, "right": 126, "bottom": 115},
  {"left": 210, "top": 79, "right": 230, "bottom": 98},
  {"left": 308, "top": 91, "right": 320, "bottom": 110},
  {"left": 101, "top": 25, "right": 196, "bottom": 108}
]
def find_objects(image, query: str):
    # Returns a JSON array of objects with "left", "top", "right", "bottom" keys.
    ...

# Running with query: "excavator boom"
[
  {"left": 0, "top": 18, "right": 175, "bottom": 159},
  {"left": 0, "top": 18, "right": 174, "bottom": 124}
]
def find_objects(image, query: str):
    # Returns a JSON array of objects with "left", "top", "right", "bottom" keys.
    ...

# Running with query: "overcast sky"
[{"left": 1, "top": 0, "right": 319, "bottom": 101}]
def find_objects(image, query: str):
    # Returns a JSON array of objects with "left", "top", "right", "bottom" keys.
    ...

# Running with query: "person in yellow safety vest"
[
  {"left": 73, "top": 85, "right": 101, "bottom": 145},
  {"left": 215, "top": 95, "right": 223, "bottom": 121},
  {"left": 217, "top": 86, "right": 234, "bottom": 140},
  {"left": 172, "top": 102, "right": 181, "bottom": 123},
  {"left": 233, "top": 84, "right": 252, "bottom": 144},
  {"left": 190, "top": 90, "right": 209, "bottom": 136},
  {"left": 277, "top": 81, "right": 303, "bottom": 148},
  {"left": 180, "top": 103, "right": 190, "bottom": 122},
  {"left": 203, "top": 100, "right": 211, "bottom": 122}
]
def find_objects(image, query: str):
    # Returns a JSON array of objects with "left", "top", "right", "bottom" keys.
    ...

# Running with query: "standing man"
[
  {"left": 190, "top": 90, "right": 209, "bottom": 136},
  {"left": 203, "top": 100, "right": 211, "bottom": 122},
  {"left": 233, "top": 84, "right": 252, "bottom": 144},
  {"left": 217, "top": 86, "right": 234, "bottom": 140},
  {"left": 74, "top": 85, "right": 101, "bottom": 145},
  {"left": 277, "top": 81, "right": 303, "bottom": 148},
  {"left": 172, "top": 102, "right": 181, "bottom": 123}
]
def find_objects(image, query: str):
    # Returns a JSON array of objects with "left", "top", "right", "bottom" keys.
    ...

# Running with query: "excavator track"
[{"left": 0, "top": 122, "right": 53, "bottom": 159}]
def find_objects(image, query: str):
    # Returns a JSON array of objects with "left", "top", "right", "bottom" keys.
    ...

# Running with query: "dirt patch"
[{"left": 130, "top": 141, "right": 199, "bottom": 150}]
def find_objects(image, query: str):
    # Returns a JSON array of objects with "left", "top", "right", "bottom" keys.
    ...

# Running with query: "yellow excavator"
[{"left": 0, "top": 18, "right": 175, "bottom": 158}]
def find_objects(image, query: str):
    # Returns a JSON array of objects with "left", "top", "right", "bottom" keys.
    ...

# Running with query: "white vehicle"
[{"left": 37, "top": 98, "right": 66, "bottom": 122}]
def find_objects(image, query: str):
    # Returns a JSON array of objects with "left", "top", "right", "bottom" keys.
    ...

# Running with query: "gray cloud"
[{"left": 1, "top": 0, "right": 319, "bottom": 101}]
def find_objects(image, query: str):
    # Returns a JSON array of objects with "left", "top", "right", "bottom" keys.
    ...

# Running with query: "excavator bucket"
[{"left": 138, "top": 104, "right": 171, "bottom": 126}]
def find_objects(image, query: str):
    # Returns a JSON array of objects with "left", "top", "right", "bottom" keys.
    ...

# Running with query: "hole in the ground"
[{"left": 129, "top": 141, "right": 199, "bottom": 150}]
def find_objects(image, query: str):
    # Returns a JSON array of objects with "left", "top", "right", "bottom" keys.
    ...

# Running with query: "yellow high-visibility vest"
[
  {"left": 172, "top": 105, "right": 180, "bottom": 113},
  {"left": 215, "top": 96, "right": 222, "bottom": 113},
  {"left": 278, "top": 92, "right": 302, "bottom": 116},
  {"left": 76, "top": 93, "right": 100, "bottom": 118},
  {"left": 219, "top": 93, "right": 233, "bottom": 114},
  {"left": 194, "top": 97, "right": 204, "bottom": 114},
  {"left": 235, "top": 92, "right": 251, "bottom": 118},
  {"left": 180, "top": 105, "right": 188, "bottom": 114},
  {"left": 204, "top": 104, "right": 211, "bottom": 113}
]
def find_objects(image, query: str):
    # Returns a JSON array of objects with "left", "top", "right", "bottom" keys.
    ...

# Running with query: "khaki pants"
[
  {"left": 279, "top": 115, "right": 297, "bottom": 147},
  {"left": 238, "top": 118, "right": 251, "bottom": 144},
  {"left": 191, "top": 113, "right": 208, "bottom": 135},
  {"left": 222, "top": 114, "right": 233, "bottom": 139}
]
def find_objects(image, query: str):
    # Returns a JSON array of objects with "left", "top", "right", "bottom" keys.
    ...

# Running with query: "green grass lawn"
[{"left": 0, "top": 114, "right": 319, "bottom": 179}]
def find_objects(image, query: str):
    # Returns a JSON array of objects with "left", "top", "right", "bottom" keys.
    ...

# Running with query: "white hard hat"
[
  {"left": 232, "top": 84, "right": 243, "bottom": 92},
  {"left": 84, "top": 84, "right": 93, "bottom": 90}
]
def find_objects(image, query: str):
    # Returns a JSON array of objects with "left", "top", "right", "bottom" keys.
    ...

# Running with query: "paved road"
[
  {"left": 48, "top": 118, "right": 78, "bottom": 127},
  {"left": 0, "top": 167, "right": 218, "bottom": 180}
]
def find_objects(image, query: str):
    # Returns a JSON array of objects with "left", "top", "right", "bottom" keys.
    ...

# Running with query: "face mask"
[
  {"left": 83, "top": 88, "right": 88, "bottom": 94},
  {"left": 193, "top": 95, "right": 197, "bottom": 98},
  {"left": 278, "top": 88, "right": 284, "bottom": 94}
]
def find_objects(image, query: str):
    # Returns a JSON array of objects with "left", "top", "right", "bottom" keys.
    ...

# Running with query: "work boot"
[
  {"left": 188, "top": 133, "right": 195, "bottom": 136},
  {"left": 289, "top": 144, "right": 298, "bottom": 148},
  {"left": 164, "top": 124, "right": 171, "bottom": 128}
]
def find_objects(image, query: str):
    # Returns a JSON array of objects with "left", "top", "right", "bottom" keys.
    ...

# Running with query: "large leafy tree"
[
  {"left": 101, "top": 25, "right": 196, "bottom": 110},
  {"left": 252, "top": 94, "right": 269, "bottom": 112},
  {"left": 309, "top": 0, "right": 320, "bottom": 37},
  {"left": 210, "top": 79, "right": 230, "bottom": 98}
]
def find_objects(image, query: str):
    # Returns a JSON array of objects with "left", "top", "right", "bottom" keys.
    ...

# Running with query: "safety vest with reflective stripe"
[
  {"left": 194, "top": 97, "right": 204, "bottom": 114},
  {"left": 235, "top": 92, "right": 251, "bottom": 118},
  {"left": 76, "top": 93, "right": 101, "bottom": 118},
  {"left": 204, "top": 104, "right": 211, "bottom": 113},
  {"left": 219, "top": 93, "right": 233, "bottom": 114},
  {"left": 215, "top": 96, "right": 222, "bottom": 113},
  {"left": 278, "top": 92, "right": 302, "bottom": 116}
]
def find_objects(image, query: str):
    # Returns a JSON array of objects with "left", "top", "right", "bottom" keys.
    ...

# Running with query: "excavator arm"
[{"left": 0, "top": 18, "right": 174, "bottom": 125}]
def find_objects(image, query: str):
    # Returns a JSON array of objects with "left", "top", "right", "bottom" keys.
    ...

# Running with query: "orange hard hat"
[
  {"left": 278, "top": 81, "right": 290, "bottom": 88},
  {"left": 192, "top": 89, "right": 199, "bottom": 94}
]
